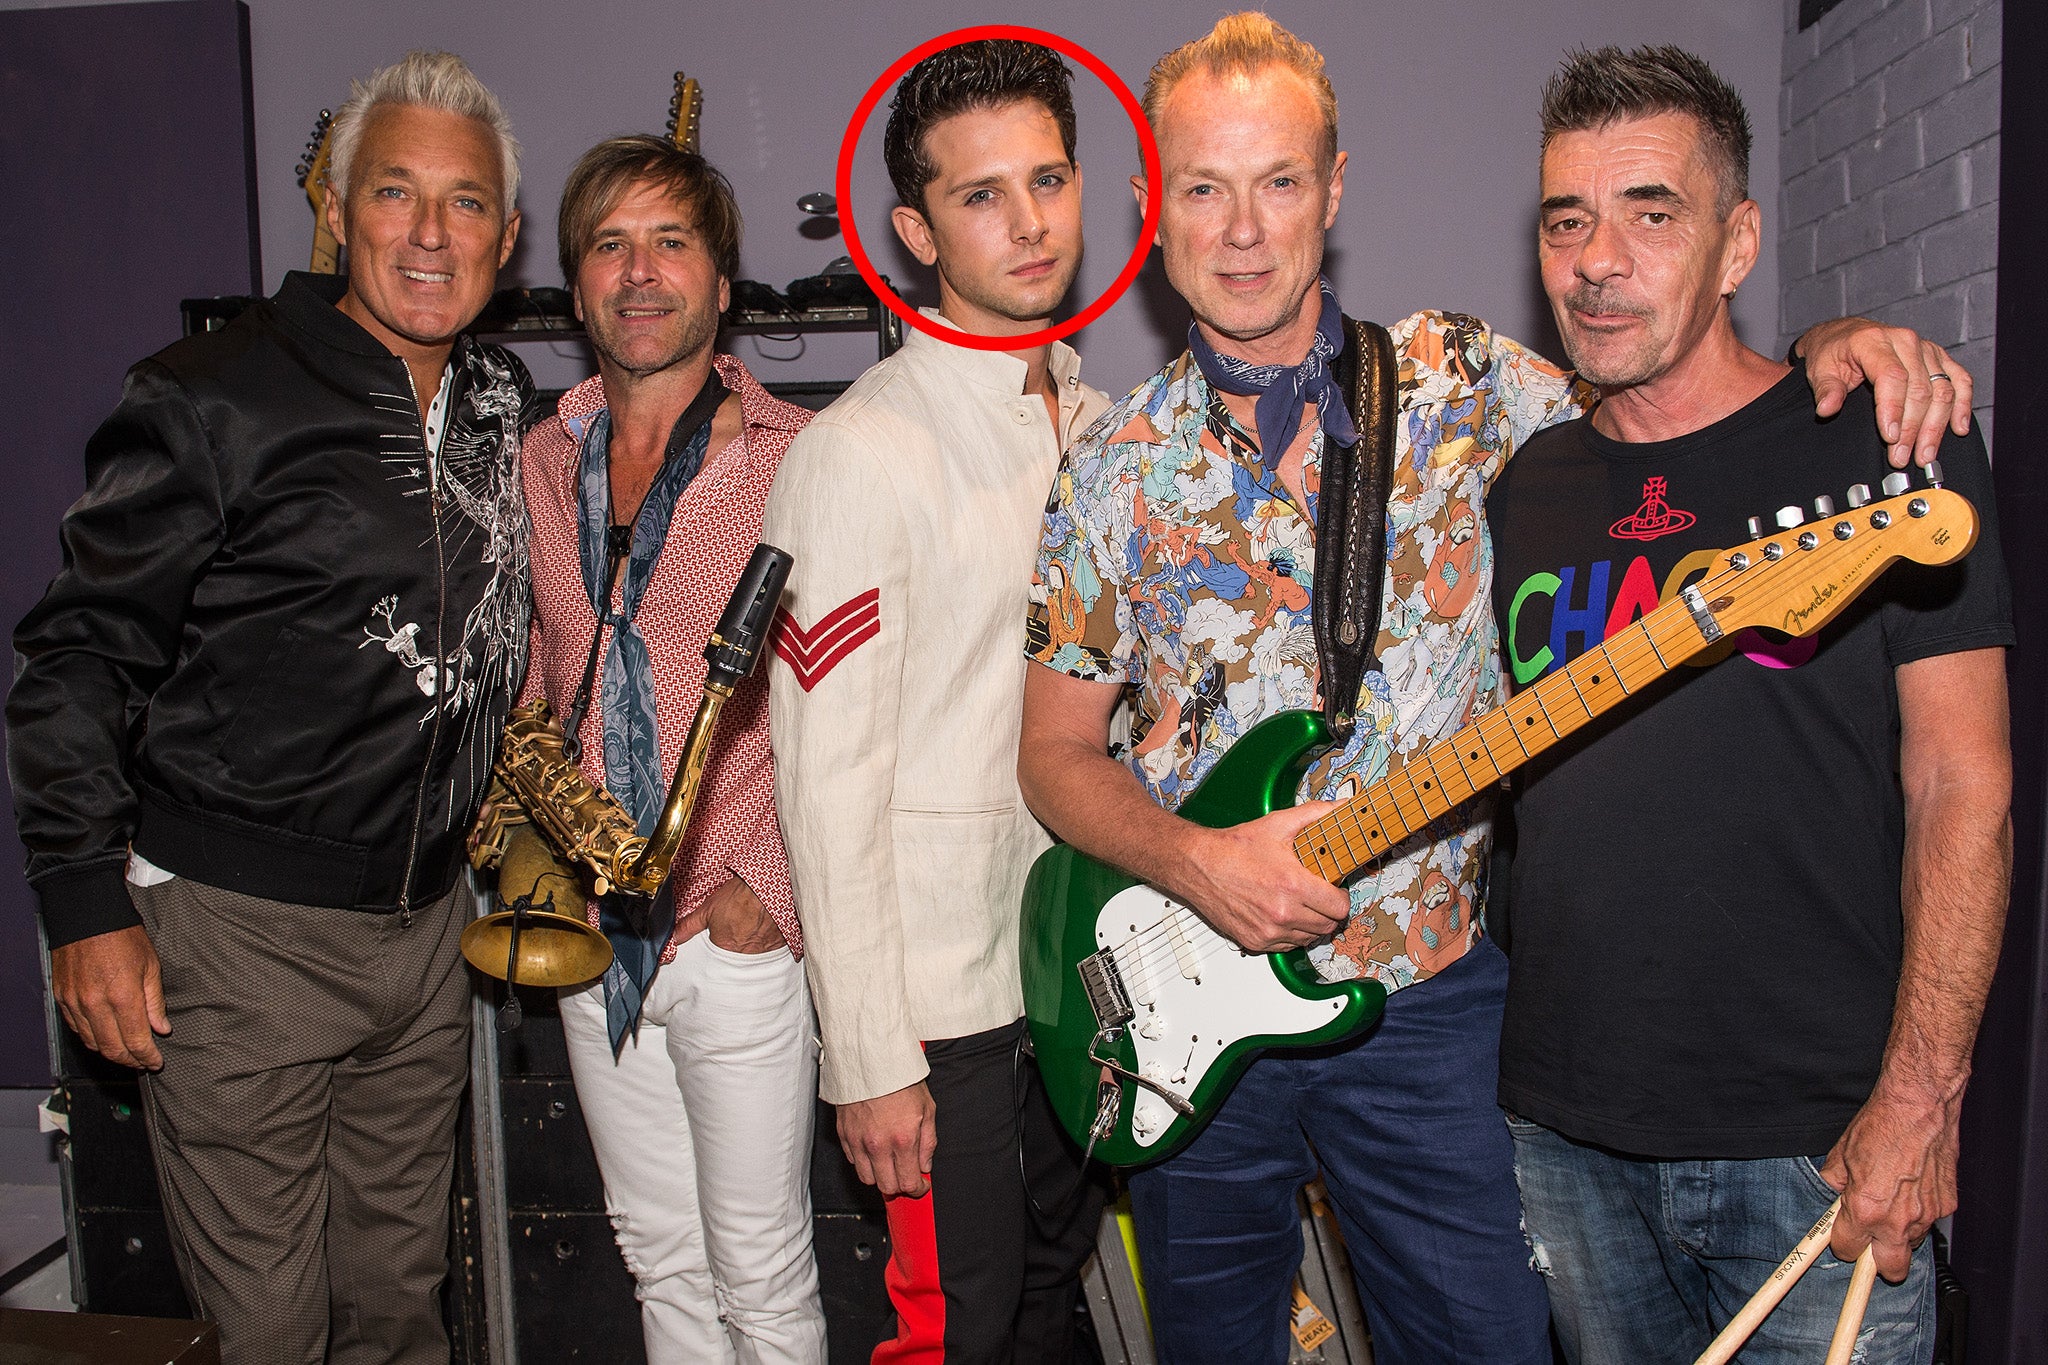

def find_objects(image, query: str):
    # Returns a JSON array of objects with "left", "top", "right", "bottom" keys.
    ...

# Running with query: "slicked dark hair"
[
  {"left": 883, "top": 39, "right": 1078, "bottom": 214},
  {"left": 1541, "top": 45, "right": 1752, "bottom": 214},
  {"left": 558, "top": 134, "right": 742, "bottom": 286}
]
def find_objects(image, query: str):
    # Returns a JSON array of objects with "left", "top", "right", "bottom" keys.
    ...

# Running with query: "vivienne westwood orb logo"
[{"left": 1610, "top": 476, "right": 1697, "bottom": 542}]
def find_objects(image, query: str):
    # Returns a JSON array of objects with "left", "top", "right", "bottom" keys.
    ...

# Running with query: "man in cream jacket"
[{"left": 764, "top": 39, "right": 1109, "bottom": 1364}]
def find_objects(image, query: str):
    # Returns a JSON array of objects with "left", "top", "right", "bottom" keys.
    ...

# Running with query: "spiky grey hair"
[{"left": 1541, "top": 45, "right": 1752, "bottom": 214}]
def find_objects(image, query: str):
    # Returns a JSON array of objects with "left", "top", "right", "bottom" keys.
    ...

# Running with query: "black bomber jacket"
[{"left": 8, "top": 272, "right": 544, "bottom": 948}]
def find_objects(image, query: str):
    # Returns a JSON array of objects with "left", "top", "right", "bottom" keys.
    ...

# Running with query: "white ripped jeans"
[{"left": 558, "top": 931, "right": 824, "bottom": 1364}]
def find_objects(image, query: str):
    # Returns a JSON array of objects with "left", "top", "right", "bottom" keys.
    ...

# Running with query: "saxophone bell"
[{"left": 461, "top": 812, "right": 615, "bottom": 990}]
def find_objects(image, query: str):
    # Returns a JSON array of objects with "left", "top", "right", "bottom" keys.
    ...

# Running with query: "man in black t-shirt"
[{"left": 1487, "top": 48, "right": 2013, "bottom": 1365}]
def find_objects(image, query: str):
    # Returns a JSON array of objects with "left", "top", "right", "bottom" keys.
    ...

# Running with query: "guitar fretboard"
[
  {"left": 1256, "top": 483, "right": 1964, "bottom": 893},
  {"left": 1292, "top": 580, "right": 1715, "bottom": 883},
  {"left": 310, "top": 224, "right": 339, "bottom": 275}
]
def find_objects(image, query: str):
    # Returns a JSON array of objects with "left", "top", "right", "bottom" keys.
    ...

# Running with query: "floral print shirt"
[{"left": 1027, "top": 311, "right": 1590, "bottom": 991}]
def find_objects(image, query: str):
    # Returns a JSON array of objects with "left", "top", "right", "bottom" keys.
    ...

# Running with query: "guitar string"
[
  {"left": 1290, "top": 521, "right": 1872, "bottom": 874},
  {"left": 1094, "top": 510, "right": 1922, "bottom": 983},
  {"left": 1104, "top": 601, "right": 1707, "bottom": 984},
  {"left": 1103, "top": 547, "right": 1760, "bottom": 982},
  {"left": 1104, "top": 566, "right": 1717, "bottom": 982}
]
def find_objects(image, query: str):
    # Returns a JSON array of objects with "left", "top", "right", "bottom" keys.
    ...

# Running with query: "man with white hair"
[{"left": 9, "top": 49, "right": 537, "bottom": 1364}]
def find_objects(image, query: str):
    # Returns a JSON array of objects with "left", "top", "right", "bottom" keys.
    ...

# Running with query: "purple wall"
[
  {"left": 0, "top": 0, "right": 263, "bottom": 1086},
  {"left": 213, "top": 0, "right": 1782, "bottom": 394},
  {"left": 0, "top": 0, "right": 1787, "bottom": 1070},
  {"left": 0, "top": 0, "right": 1787, "bottom": 1084}
]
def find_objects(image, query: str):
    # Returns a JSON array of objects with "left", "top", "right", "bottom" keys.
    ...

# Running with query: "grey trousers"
[{"left": 131, "top": 874, "right": 473, "bottom": 1365}]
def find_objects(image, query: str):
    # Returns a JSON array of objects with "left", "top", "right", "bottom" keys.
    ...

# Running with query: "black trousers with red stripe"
[{"left": 874, "top": 1019, "right": 1107, "bottom": 1364}]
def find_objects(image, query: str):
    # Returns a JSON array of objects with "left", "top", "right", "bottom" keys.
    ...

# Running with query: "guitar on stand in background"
[
  {"left": 180, "top": 109, "right": 335, "bottom": 335},
  {"left": 668, "top": 70, "right": 701, "bottom": 153},
  {"left": 295, "top": 110, "right": 338, "bottom": 274}
]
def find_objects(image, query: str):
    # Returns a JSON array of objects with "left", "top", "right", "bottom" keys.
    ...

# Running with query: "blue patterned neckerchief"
[
  {"left": 1188, "top": 276, "right": 1358, "bottom": 475},
  {"left": 573, "top": 373, "right": 728, "bottom": 1054}
]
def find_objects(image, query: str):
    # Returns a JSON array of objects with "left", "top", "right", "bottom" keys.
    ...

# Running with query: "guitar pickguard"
[{"left": 1093, "top": 884, "right": 1352, "bottom": 1150}]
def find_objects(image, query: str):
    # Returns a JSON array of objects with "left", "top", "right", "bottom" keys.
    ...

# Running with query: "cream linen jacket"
[{"left": 764, "top": 314, "right": 1109, "bottom": 1105}]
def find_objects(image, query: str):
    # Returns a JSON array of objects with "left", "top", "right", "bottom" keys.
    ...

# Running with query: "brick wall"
[{"left": 1779, "top": 0, "right": 2000, "bottom": 440}]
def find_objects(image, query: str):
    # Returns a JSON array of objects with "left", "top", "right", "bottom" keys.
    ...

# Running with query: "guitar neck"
[
  {"left": 1294, "top": 582, "right": 1720, "bottom": 883},
  {"left": 310, "top": 221, "right": 340, "bottom": 275}
]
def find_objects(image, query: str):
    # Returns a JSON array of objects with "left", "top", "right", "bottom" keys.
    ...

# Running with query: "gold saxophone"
[{"left": 463, "top": 544, "right": 793, "bottom": 990}]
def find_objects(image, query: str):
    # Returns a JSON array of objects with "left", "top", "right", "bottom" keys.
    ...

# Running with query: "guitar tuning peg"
[
  {"left": 1924, "top": 460, "right": 1945, "bottom": 489},
  {"left": 1746, "top": 515, "right": 1764, "bottom": 538},
  {"left": 1812, "top": 495, "right": 1836, "bottom": 517},
  {"left": 1846, "top": 483, "right": 1872, "bottom": 509},
  {"left": 1881, "top": 471, "right": 1910, "bottom": 497},
  {"left": 1774, "top": 505, "right": 1805, "bottom": 530}
]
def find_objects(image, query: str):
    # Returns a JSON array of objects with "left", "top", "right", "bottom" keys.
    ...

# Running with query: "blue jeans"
[
  {"left": 1129, "top": 939, "right": 1550, "bottom": 1365},
  {"left": 1509, "top": 1116, "right": 1934, "bottom": 1365}
]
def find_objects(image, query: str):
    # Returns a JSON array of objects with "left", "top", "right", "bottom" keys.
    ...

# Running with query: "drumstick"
[
  {"left": 1691, "top": 1198, "right": 1840, "bottom": 1365},
  {"left": 1822, "top": 1246, "right": 1879, "bottom": 1365}
]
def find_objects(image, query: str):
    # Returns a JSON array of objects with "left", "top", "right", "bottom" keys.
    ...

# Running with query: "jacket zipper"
[{"left": 395, "top": 359, "right": 452, "bottom": 927}]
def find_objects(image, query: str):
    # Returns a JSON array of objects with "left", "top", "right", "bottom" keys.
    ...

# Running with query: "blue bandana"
[
  {"left": 1188, "top": 277, "right": 1358, "bottom": 475},
  {"left": 574, "top": 378, "right": 725, "bottom": 1053}
]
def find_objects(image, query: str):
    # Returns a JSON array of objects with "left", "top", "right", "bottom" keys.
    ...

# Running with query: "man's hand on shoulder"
[
  {"left": 837, "top": 1080, "right": 937, "bottom": 1198},
  {"left": 1182, "top": 803, "right": 1351, "bottom": 952},
  {"left": 1795, "top": 318, "right": 1974, "bottom": 468},
  {"left": 1818, "top": 1081, "right": 1960, "bottom": 1284},
  {"left": 51, "top": 923, "right": 169, "bottom": 1070}
]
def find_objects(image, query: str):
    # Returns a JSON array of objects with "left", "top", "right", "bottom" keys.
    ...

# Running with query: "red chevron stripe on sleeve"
[{"left": 773, "top": 588, "right": 881, "bottom": 692}]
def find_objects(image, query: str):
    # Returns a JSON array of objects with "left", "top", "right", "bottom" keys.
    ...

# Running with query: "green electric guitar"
[{"left": 1021, "top": 474, "right": 1978, "bottom": 1167}]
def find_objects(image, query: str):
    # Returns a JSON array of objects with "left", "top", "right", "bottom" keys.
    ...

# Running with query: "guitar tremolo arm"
[
  {"left": 1087, "top": 1032, "right": 1197, "bottom": 1118},
  {"left": 1080, "top": 949, "right": 1194, "bottom": 1118}
]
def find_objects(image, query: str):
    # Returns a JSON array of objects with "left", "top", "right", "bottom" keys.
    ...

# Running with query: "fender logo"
[
  {"left": 773, "top": 589, "right": 880, "bottom": 692},
  {"left": 1782, "top": 581, "right": 1839, "bottom": 632}
]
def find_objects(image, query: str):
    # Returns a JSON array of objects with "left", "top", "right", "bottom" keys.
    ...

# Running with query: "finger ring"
[{"left": 1929, "top": 372, "right": 1952, "bottom": 383}]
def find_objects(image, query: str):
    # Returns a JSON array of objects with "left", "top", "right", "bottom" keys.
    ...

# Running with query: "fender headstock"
[
  {"left": 1691, "top": 473, "right": 1975, "bottom": 643},
  {"left": 295, "top": 109, "right": 340, "bottom": 274},
  {"left": 666, "top": 73, "right": 702, "bottom": 154},
  {"left": 295, "top": 109, "right": 334, "bottom": 214}
]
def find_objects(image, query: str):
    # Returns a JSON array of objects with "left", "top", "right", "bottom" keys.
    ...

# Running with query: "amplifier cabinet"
[
  {"left": 815, "top": 1211, "right": 893, "bottom": 1360},
  {"left": 483, "top": 986, "right": 902, "bottom": 1360},
  {"left": 506, "top": 1211, "right": 643, "bottom": 1361},
  {"left": 56, "top": 1076, "right": 192, "bottom": 1320},
  {"left": 499, "top": 1078, "right": 605, "bottom": 1211}
]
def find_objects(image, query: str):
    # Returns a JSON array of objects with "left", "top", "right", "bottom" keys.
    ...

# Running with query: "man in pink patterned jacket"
[{"left": 516, "top": 134, "right": 823, "bottom": 1363}]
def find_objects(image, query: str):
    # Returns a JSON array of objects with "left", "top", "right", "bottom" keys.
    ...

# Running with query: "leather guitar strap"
[{"left": 1311, "top": 317, "right": 1398, "bottom": 743}]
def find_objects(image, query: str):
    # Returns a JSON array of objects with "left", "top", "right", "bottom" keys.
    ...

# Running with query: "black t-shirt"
[{"left": 1487, "top": 366, "right": 2013, "bottom": 1159}]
